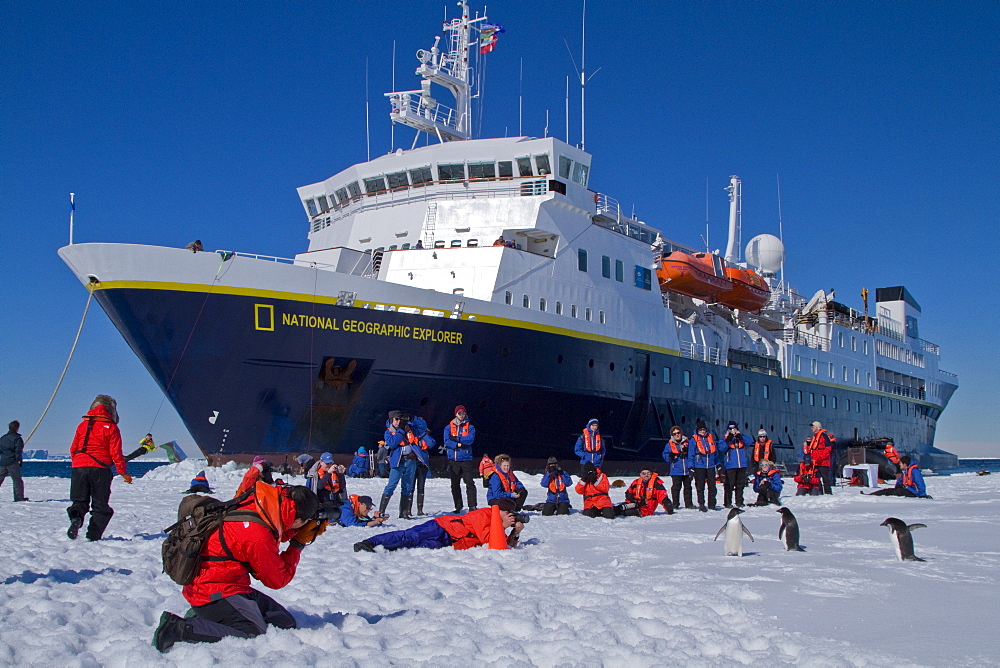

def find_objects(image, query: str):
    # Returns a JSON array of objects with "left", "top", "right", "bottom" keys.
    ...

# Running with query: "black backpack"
[{"left": 161, "top": 489, "right": 272, "bottom": 585}]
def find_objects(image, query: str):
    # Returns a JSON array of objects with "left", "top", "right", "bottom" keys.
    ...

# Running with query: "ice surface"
[{"left": 1, "top": 466, "right": 997, "bottom": 666}]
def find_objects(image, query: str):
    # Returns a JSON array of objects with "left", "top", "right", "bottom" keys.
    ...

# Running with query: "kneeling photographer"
[{"left": 540, "top": 457, "right": 573, "bottom": 515}]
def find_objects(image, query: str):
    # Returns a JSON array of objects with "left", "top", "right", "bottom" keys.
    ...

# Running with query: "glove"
[
  {"left": 122, "top": 474, "right": 133, "bottom": 484},
  {"left": 291, "top": 519, "right": 328, "bottom": 548}
]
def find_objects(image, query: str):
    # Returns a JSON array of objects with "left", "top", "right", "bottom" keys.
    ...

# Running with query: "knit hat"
[
  {"left": 388, "top": 410, "right": 403, "bottom": 420},
  {"left": 696, "top": 420, "right": 707, "bottom": 431},
  {"left": 758, "top": 429, "right": 768, "bottom": 437},
  {"left": 546, "top": 456, "right": 559, "bottom": 465},
  {"left": 586, "top": 418, "right": 599, "bottom": 427},
  {"left": 727, "top": 421, "right": 738, "bottom": 430},
  {"left": 583, "top": 462, "right": 596, "bottom": 474},
  {"left": 320, "top": 452, "right": 335, "bottom": 464},
  {"left": 358, "top": 446, "right": 367, "bottom": 455},
  {"left": 455, "top": 405, "right": 467, "bottom": 415},
  {"left": 186, "top": 470, "right": 212, "bottom": 494},
  {"left": 494, "top": 498, "right": 517, "bottom": 513}
]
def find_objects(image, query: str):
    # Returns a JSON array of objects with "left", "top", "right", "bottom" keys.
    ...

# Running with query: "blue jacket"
[
  {"left": 337, "top": 502, "right": 372, "bottom": 527},
  {"left": 662, "top": 437, "right": 691, "bottom": 476},
  {"left": 753, "top": 467, "right": 783, "bottom": 494},
  {"left": 722, "top": 432, "right": 752, "bottom": 469},
  {"left": 347, "top": 454, "right": 369, "bottom": 477},
  {"left": 443, "top": 419, "right": 475, "bottom": 462},
  {"left": 487, "top": 468, "right": 525, "bottom": 503},
  {"left": 898, "top": 463, "right": 927, "bottom": 496},
  {"left": 409, "top": 416, "right": 434, "bottom": 466},
  {"left": 689, "top": 433, "right": 720, "bottom": 469},
  {"left": 574, "top": 429, "right": 605, "bottom": 467},
  {"left": 540, "top": 471, "right": 573, "bottom": 504}
]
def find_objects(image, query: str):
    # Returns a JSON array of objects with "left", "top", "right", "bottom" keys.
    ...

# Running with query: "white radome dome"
[{"left": 746, "top": 234, "right": 785, "bottom": 275}]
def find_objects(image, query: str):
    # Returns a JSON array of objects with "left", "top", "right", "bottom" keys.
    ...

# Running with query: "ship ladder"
[{"left": 422, "top": 203, "right": 438, "bottom": 248}]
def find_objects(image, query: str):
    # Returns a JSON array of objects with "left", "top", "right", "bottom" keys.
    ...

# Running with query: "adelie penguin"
[
  {"left": 880, "top": 517, "right": 927, "bottom": 562},
  {"left": 776, "top": 507, "right": 805, "bottom": 552},
  {"left": 714, "top": 507, "right": 754, "bottom": 556}
]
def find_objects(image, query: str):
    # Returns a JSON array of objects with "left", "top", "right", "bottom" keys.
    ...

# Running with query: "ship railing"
[
  {"left": 781, "top": 328, "right": 831, "bottom": 352},
  {"left": 938, "top": 369, "right": 957, "bottom": 379},
  {"left": 918, "top": 338, "right": 940, "bottom": 355},
  {"left": 215, "top": 250, "right": 337, "bottom": 270},
  {"left": 877, "top": 315, "right": 904, "bottom": 342},
  {"left": 679, "top": 341, "right": 726, "bottom": 366},
  {"left": 877, "top": 380, "right": 926, "bottom": 401},
  {"left": 386, "top": 92, "right": 460, "bottom": 134}
]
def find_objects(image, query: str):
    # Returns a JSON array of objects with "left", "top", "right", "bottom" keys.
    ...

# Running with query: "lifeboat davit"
[
  {"left": 716, "top": 267, "right": 771, "bottom": 311},
  {"left": 656, "top": 251, "right": 732, "bottom": 299}
]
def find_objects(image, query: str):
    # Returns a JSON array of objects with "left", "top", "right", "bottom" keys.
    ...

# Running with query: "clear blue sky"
[{"left": 2, "top": 1, "right": 997, "bottom": 457}]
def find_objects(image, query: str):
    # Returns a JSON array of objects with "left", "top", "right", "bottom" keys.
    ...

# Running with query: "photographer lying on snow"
[{"left": 353, "top": 497, "right": 525, "bottom": 552}]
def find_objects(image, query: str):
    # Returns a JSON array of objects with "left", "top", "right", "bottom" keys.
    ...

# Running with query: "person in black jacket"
[{"left": 0, "top": 420, "right": 27, "bottom": 502}]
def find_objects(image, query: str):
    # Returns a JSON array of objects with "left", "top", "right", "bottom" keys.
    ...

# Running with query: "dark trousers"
[
  {"left": 796, "top": 487, "right": 821, "bottom": 496},
  {"left": 184, "top": 590, "right": 295, "bottom": 643},
  {"left": 816, "top": 466, "right": 833, "bottom": 494},
  {"left": 68, "top": 466, "right": 114, "bottom": 540},
  {"left": 448, "top": 459, "right": 477, "bottom": 511},
  {"left": 368, "top": 520, "right": 453, "bottom": 550},
  {"left": 582, "top": 506, "right": 616, "bottom": 518},
  {"left": 693, "top": 468, "right": 717, "bottom": 508},
  {"left": 754, "top": 482, "right": 781, "bottom": 505},
  {"left": 868, "top": 487, "right": 917, "bottom": 497},
  {"left": 488, "top": 488, "right": 527, "bottom": 512},
  {"left": 415, "top": 463, "right": 428, "bottom": 496},
  {"left": 724, "top": 467, "right": 749, "bottom": 506},
  {"left": 670, "top": 475, "right": 693, "bottom": 508},
  {"left": 542, "top": 501, "right": 570, "bottom": 515},
  {"left": 0, "top": 463, "right": 26, "bottom": 501}
]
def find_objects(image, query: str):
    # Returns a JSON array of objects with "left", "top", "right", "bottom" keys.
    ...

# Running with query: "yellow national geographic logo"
[{"left": 254, "top": 304, "right": 275, "bottom": 331}]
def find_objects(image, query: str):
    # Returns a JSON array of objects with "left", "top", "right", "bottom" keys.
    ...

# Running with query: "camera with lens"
[
  {"left": 315, "top": 507, "right": 328, "bottom": 522},
  {"left": 546, "top": 463, "right": 560, "bottom": 474},
  {"left": 513, "top": 512, "right": 530, "bottom": 524}
]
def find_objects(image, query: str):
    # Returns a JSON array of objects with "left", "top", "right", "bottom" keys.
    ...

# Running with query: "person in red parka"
[
  {"left": 153, "top": 484, "right": 325, "bottom": 652},
  {"left": 803, "top": 421, "right": 833, "bottom": 495},
  {"left": 575, "top": 462, "right": 614, "bottom": 518},
  {"left": 67, "top": 395, "right": 131, "bottom": 541},
  {"left": 624, "top": 469, "right": 673, "bottom": 516}
]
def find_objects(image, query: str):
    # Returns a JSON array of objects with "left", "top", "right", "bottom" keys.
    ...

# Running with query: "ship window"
[
  {"left": 855, "top": 369, "right": 860, "bottom": 384},
  {"left": 868, "top": 402, "right": 872, "bottom": 414},
  {"left": 783, "top": 388, "right": 789, "bottom": 402},
  {"left": 409, "top": 166, "right": 433, "bottom": 186},
  {"left": 863, "top": 340, "right": 869, "bottom": 355},
  {"left": 498, "top": 161, "right": 513, "bottom": 178},
  {"left": 401, "top": 243, "right": 411, "bottom": 250},
  {"left": 306, "top": 199, "right": 318, "bottom": 216},
  {"left": 516, "top": 157, "right": 533, "bottom": 177},
  {"left": 828, "top": 362, "right": 835, "bottom": 378},
  {"left": 809, "top": 393, "right": 815, "bottom": 406},
  {"left": 842, "top": 366, "right": 848, "bottom": 381},
  {"left": 810, "top": 359, "right": 818, "bottom": 375},
  {"left": 387, "top": 171, "right": 409, "bottom": 190},
  {"left": 438, "top": 163, "right": 466, "bottom": 182},
  {"left": 388, "top": 244, "right": 398, "bottom": 251},
  {"left": 347, "top": 181, "right": 362, "bottom": 199},
  {"left": 585, "top": 307, "right": 592, "bottom": 321},
  {"left": 706, "top": 374, "right": 714, "bottom": 390},
  {"left": 571, "top": 304, "right": 578, "bottom": 318},
  {"left": 663, "top": 367, "right": 671, "bottom": 383},
  {"left": 796, "top": 390, "right": 802, "bottom": 404},
  {"left": 539, "top": 298, "right": 547, "bottom": 312},
  {"left": 867, "top": 372, "right": 872, "bottom": 387},
  {"left": 821, "top": 394, "right": 827, "bottom": 408},
  {"left": 364, "top": 176, "right": 386, "bottom": 195},
  {"left": 744, "top": 381, "right": 751, "bottom": 396},
  {"left": 522, "top": 294, "right": 530, "bottom": 308},
  {"left": 558, "top": 155, "right": 573, "bottom": 179},
  {"left": 450, "top": 239, "right": 462, "bottom": 247},
  {"left": 683, "top": 370, "right": 691, "bottom": 387},
  {"left": 845, "top": 399, "right": 850, "bottom": 412},
  {"left": 468, "top": 162, "right": 496, "bottom": 180},
  {"left": 578, "top": 249, "right": 588, "bottom": 272},
  {"left": 335, "top": 187, "right": 348, "bottom": 204},
  {"left": 831, "top": 396, "right": 837, "bottom": 409},
  {"left": 504, "top": 291, "right": 512, "bottom": 305},
  {"left": 795, "top": 355, "right": 801, "bottom": 372},
  {"left": 317, "top": 195, "right": 330, "bottom": 212},
  {"left": 724, "top": 378, "right": 732, "bottom": 393},
  {"left": 602, "top": 256, "right": 611, "bottom": 279},
  {"left": 852, "top": 336, "right": 857, "bottom": 351},
  {"left": 615, "top": 260, "right": 624, "bottom": 282},
  {"left": 534, "top": 154, "right": 551, "bottom": 176},
  {"left": 762, "top": 384, "right": 769, "bottom": 399},
  {"left": 838, "top": 332, "right": 844, "bottom": 348},
  {"left": 555, "top": 301, "right": 563, "bottom": 315},
  {"left": 599, "top": 310, "right": 606, "bottom": 324},
  {"left": 634, "top": 266, "right": 652, "bottom": 290},
  {"left": 434, "top": 240, "right": 446, "bottom": 248},
  {"left": 572, "top": 161, "right": 589, "bottom": 186}
]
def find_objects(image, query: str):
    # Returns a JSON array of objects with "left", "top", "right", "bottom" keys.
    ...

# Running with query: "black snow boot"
[
  {"left": 153, "top": 611, "right": 188, "bottom": 653},
  {"left": 353, "top": 540, "right": 375, "bottom": 553},
  {"left": 416, "top": 491, "right": 425, "bottom": 516},
  {"left": 399, "top": 496, "right": 412, "bottom": 520},
  {"left": 67, "top": 517, "right": 82, "bottom": 540},
  {"left": 378, "top": 493, "right": 391, "bottom": 516}
]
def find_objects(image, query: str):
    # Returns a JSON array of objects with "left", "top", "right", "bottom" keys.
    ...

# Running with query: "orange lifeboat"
[
  {"left": 656, "top": 251, "right": 732, "bottom": 299},
  {"left": 716, "top": 267, "right": 770, "bottom": 311}
]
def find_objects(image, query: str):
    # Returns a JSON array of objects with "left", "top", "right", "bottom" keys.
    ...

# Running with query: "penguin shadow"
[{"left": 294, "top": 609, "right": 408, "bottom": 629}]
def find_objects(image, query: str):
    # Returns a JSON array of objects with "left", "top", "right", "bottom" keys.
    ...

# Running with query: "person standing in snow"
[
  {"left": 153, "top": 484, "right": 325, "bottom": 652},
  {"left": 67, "top": 395, "right": 131, "bottom": 541},
  {"left": 690, "top": 421, "right": 719, "bottom": 512},
  {"left": 0, "top": 420, "right": 27, "bottom": 502},
  {"left": 353, "top": 497, "right": 524, "bottom": 552},
  {"left": 803, "top": 421, "right": 833, "bottom": 495},
  {"left": 444, "top": 405, "right": 478, "bottom": 514},
  {"left": 662, "top": 425, "right": 694, "bottom": 510},
  {"left": 721, "top": 421, "right": 752, "bottom": 508},
  {"left": 380, "top": 411, "right": 419, "bottom": 519},
  {"left": 574, "top": 418, "right": 605, "bottom": 471}
]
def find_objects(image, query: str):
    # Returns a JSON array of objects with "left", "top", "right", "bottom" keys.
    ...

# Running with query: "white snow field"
[{"left": 1, "top": 461, "right": 997, "bottom": 667}]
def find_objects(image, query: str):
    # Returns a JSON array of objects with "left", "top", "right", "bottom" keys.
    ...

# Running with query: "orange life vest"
[
  {"left": 583, "top": 429, "right": 602, "bottom": 452},
  {"left": 628, "top": 474, "right": 662, "bottom": 503},
  {"left": 479, "top": 456, "right": 496, "bottom": 478},
  {"left": 901, "top": 463, "right": 918, "bottom": 489},
  {"left": 806, "top": 429, "right": 830, "bottom": 454},
  {"left": 753, "top": 439, "right": 773, "bottom": 462},
  {"left": 884, "top": 444, "right": 901, "bottom": 464},
  {"left": 669, "top": 437, "right": 688, "bottom": 454},
  {"left": 547, "top": 474, "right": 566, "bottom": 494},
  {"left": 450, "top": 421, "right": 471, "bottom": 439},
  {"left": 495, "top": 468, "right": 519, "bottom": 493},
  {"left": 693, "top": 434, "right": 716, "bottom": 455}
]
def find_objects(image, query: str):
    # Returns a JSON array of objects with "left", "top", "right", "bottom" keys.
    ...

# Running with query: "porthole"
[
  {"left": 419, "top": 396, "right": 429, "bottom": 406},
  {"left": 609, "top": 362, "right": 615, "bottom": 371},
  {"left": 680, "top": 416, "right": 686, "bottom": 424},
  {"left": 501, "top": 347, "right": 509, "bottom": 357},
  {"left": 471, "top": 344, "right": 479, "bottom": 353},
  {"left": 588, "top": 359, "right": 594, "bottom": 368},
  {"left": 478, "top": 400, "right": 487, "bottom": 410},
  {"left": 557, "top": 354, "right": 564, "bottom": 363}
]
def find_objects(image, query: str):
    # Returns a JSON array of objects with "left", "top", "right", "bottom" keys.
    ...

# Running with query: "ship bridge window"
[
  {"left": 468, "top": 162, "right": 496, "bottom": 180},
  {"left": 558, "top": 156, "right": 573, "bottom": 179},
  {"left": 615, "top": 260, "right": 624, "bottom": 282},
  {"left": 572, "top": 161, "right": 589, "bottom": 186},
  {"left": 364, "top": 176, "right": 386, "bottom": 195},
  {"left": 602, "top": 256, "right": 611, "bottom": 279},
  {"left": 347, "top": 181, "right": 362, "bottom": 200},
  {"left": 578, "top": 249, "right": 588, "bottom": 272},
  {"left": 434, "top": 240, "right": 446, "bottom": 248},
  {"left": 438, "top": 163, "right": 466, "bottom": 182},
  {"left": 305, "top": 199, "right": 318, "bottom": 217},
  {"left": 335, "top": 187, "right": 349, "bottom": 205},
  {"left": 534, "top": 154, "right": 551, "bottom": 176},
  {"left": 516, "top": 157, "right": 533, "bottom": 177},
  {"left": 498, "top": 161, "right": 513, "bottom": 178},
  {"left": 387, "top": 171, "right": 410, "bottom": 190},
  {"left": 317, "top": 195, "right": 330, "bottom": 213},
  {"left": 409, "top": 166, "right": 433, "bottom": 186}
]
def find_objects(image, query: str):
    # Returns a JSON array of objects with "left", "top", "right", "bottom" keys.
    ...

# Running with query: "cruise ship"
[{"left": 58, "top": 2, "right": 958, "bottom": 470}]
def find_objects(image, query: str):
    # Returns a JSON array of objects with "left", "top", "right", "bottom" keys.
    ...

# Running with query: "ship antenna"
[
  {"left": 704, "top": 177, "right": 710, "bottom": 251},
  {"left": 776, "top": 173, "right": 786, "bottom": 294},
  {"left": 564, "top": 1, "right": 600, "bottom": 150},
  {"left": 564, "top": 75, "right": 570, "bottom": 143},
  {"left": 69, "top": 192, "right": 75, "bottom": 245},
  {"left": 518, "top": 57, "right": 523, "bottom": 137},
  {"left": 390, "top": 41, "right": 396, "bottom": 151},
  {"left": 365, "top": 57, "right": 371, "bottom": 161}
]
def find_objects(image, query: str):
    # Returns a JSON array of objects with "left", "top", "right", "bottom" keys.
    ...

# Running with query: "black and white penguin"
[
  {"left": 880, "top": 517, "right": 927, "bottom": 562},
  {"left": 776, "top": 507, "right": 805, "bottom": 551},
  {"left": 714, "top": 507, "right": 754, "bottom": 556}
]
